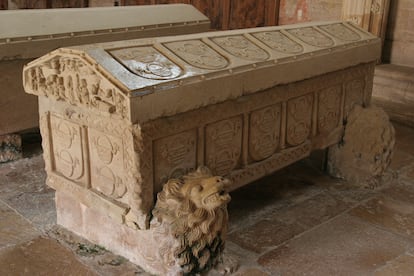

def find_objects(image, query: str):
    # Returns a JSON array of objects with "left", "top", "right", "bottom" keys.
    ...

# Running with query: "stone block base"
[
  {"left": 55, "top": 191, "right": 160, "bottom": 275},
  {"left": 0, "top": 134, "right": 22, "bottom": 163}
]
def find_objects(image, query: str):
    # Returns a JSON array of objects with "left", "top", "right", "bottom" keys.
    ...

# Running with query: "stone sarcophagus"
[{"left": 24, "top": 21, "right": 384, "bottom": 274}]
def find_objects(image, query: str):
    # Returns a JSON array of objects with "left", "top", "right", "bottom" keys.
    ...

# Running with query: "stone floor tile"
[
  {"left": 389, "top": 148, "right": 414, "bottom": 171},
  {"left": 4, "top": 188, "right": 56, "bottom": 232},
  {"left": 235, "top": 267, "right": 271, "bottom": 276},
  {"left": 374, "top": 252, "right": 414, "bottom": 276},
  {"left": 0, "top": 201, "right": 40, "bottom": 250},
  {"left": 0, "top": 237, "right": 96, "bottom": 275},
  {"left": 381, "top": 184, "right": 414, "bottom": 205},
  {"left": 258, "top": 214, "right": 414, "bottom": 275},
  {"left": 394, "top": 123, "right": 414, "bottom": 140},
  {"left": 0, "top": 155, "right": 46, "bottom": 198},
  {"left": 0, "top": 155, "right": 54, "bottom": 231},
  {"left": 400, "top": 163, "right": 414, "bottom": 184},
  {"left": 275, "top": 191, "right": 351, "bottom": 228},
  {"left": 47, "top": 226, "right": 150, "bottom": 276},
  {"left": 228, "top": 161, "right": 324, "bottom": 231},
  {"left": 349, "top": 196, "right": 414, "bottom": 238},
  {"left": 228, "top": 219, "right": 305, "bottom": 254}
]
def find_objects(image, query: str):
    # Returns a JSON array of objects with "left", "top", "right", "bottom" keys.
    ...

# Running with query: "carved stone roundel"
[
  {"left": 164, "top": 40, "right": 229, "bottom": 70},
  {"left": 252, "top": 31, "right": 304, "bottom": 54},
  {"left": 110, "top": 47, "right": 182, "bottom": 80},
  {"left": 211, "top": 35, "right": 269, "bottom": 61}
]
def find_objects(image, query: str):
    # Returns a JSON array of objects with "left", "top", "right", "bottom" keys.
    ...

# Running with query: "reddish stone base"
[{"left": 55, "top": 191, "right": 160, "bottom": 275}]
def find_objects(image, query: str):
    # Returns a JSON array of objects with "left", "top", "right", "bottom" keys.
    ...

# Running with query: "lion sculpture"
[{"left": 150, "top": 167, "right": 231, "bottom": 275}]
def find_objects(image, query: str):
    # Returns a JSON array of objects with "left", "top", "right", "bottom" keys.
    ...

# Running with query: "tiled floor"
[{"left": 0, "top": 123, "right": 413, "bottom": 275}]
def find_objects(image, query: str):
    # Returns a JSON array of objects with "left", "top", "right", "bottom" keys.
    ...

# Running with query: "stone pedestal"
[{"left": 327, "top": 105, "right": 395, "bottom": 187}]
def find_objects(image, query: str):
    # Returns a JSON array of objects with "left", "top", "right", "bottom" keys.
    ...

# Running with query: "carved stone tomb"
[{"left": 23, "top": 21, "right": 393, "bottom": 275}]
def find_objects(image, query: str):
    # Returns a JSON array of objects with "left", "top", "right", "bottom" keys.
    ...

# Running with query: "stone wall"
[
  {"left": 383, "top": 0, "right": 414, "bottom": 67},
  {"left": 278, "top": 0, "right": 343, "bottom": 25}
]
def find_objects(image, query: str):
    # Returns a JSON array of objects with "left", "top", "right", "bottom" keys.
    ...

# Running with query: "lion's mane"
[{"left": 151, "top": 167, "right": 231, "bottom": 275}]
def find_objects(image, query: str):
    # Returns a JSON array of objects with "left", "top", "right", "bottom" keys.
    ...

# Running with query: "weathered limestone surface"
[
  {"left": 24, "top": 21, "right": 383, "bottom": 275},
  {"left": 0, "top": 4, "right": 210, "bottom": 136},
  {"left": 327, "top": 105, "right": 395, "bottom": 186}
]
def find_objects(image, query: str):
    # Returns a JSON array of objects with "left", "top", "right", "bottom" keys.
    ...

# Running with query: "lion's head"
[{"left": 151, "top": 167, "right": 231, "bottom": 275}]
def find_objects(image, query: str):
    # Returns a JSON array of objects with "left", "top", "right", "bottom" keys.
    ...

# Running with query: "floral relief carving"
[
  {"left": 153, "top": 130, "right": 197, "bottom": 191},
  {"left": 211, "top": 35, "right": 269, "bottom": 61},
  {"left": 110, "top": 46, "right": 182, "bottom": 80},
  {"left": 287, "top": 94, "right": 313, "bottom": 146},
  {"left": 318, "top": 86, "right": 342, "bottom": 133},
  {"left": 252, "top": 31, "right": 304, "bottom": 54},
  {"left": 249, "top": 104, "right": 282, "bottom": 161},
  {"left": 205, "top": 117, "right": 243, "bottom": 176},
  {"left": 288, "top": 27, "right": 335, "bottom": 48},
  {"left": 164, "top": 40, "right": 229, "bottom": 70},
  {"left": 25, "top": 55, "right": 129, "bottom": 118}
]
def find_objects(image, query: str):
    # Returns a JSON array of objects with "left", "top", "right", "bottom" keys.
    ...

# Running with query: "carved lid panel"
[
  {"left": 252, "top": 31, "right": 304, "bottom": 54},
  {"left": 319, "top": 23, "right": 361, "bottom": 42},
  {"left": 110, "top": 46, "right": 182, "bottom": 80},
  {"left": 164, "top": 40, "right": 229, "bottom": 70},
  {"left": 287, "top": 27, "right": 335, "bottom": 48},
  {"left": 211, "top": 35, "right": 269, "bottom": 61}
]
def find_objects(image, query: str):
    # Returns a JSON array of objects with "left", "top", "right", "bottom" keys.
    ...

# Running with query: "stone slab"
[
  {"left": 258, "top": 214, "right": 414, "bottom": 275},
  {"left": 350, "top": 196, "right": 414, "bottom": 239},
  {"left": 375, "top": 253, "right": 414, "bottom": 275},
  {"left": 0, "top": 201, "right": 40, "bottom": 250},
  {"left": 0, "top": 155, "right": 54, "bottom": 231},
  {"left": 0, "top": 237, "right": 96, "bottom": 275},
  {"left": 0, "top": 5, "right": 210, "bottom": 60}
]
